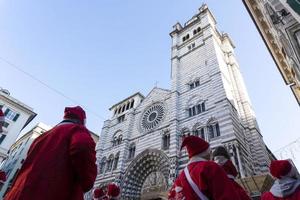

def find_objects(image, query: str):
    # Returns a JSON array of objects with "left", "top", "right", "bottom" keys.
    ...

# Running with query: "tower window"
[
  {"left": 208, "top": 123, "right": 221, "bottom": 139},
  {"left": 188, "top": 108, "right": 192, "bottom": 117},
  {"left": 162, "top": 133, "right": 170, "bottom": 150},
  {"left": 126, "top": 103, "right": 130, "bottom": 110},
  {"left": 187, "top": 43, "right": 196, "bottom": 51},
  {"left": 193, "top": 128, "right": 205, "bottom": 139},
  {"left": 106, "top": 155, "right": 114, "bottom": 172},
  {"left": 188, "top": 102, "right": 206, "bottom": 117},
  {"left": 117, "top": 115, "right": 125, "bottom": 123},
  {"left": 186, "top": 34, "right": 190, "bottom": 40},
  {"left": 113, "top": 152, "right": 120, "bottom": 170},
  {"left": 99, "top": 157, "right": 106, "bottom": 174},
  {"left": 128, "top": 143, "right": 136, "bottom": 159},
  {"left": 189, "top": 79, "right": 200, "bottom": 89},
  {"left": 130, "top": 100, "right": 135, "bottom": 108},
  {"left": 193, "top": 27, "right": 202, "bottom": 35},
  {"left": 182, "top": 33, "right": 190, "bottom": 42},
  {"left": 201, "top": 102, "right": 205, "bottom": 112}
]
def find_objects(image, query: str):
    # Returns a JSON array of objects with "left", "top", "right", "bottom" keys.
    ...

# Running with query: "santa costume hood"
[
  {"left": 269, "top": 160, "right": 300, "bottom": 198},
  {"left": 181, "top": 136, "right": 210, "bottom": 159},
  {"left": 63, "top": 106, "right": 86, "bottom": 125},
  {"left": 107, "top": 183, "right": 120, "bottom": 199}
]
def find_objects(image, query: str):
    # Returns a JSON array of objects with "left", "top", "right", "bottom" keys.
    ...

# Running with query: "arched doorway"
[{"left": 121, "top": 149, "right": 170, "bottom": 200}]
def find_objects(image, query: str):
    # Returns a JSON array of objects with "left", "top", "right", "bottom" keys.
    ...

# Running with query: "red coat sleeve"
[
  {"left": 69, "top": 127, "right": 97, "bottom": 192},
  {"left": 204, "top": 162, "right": 241, "bottom": 200},
  {"left": 260, "top": 192, "right": 273, "bottom": 200}
]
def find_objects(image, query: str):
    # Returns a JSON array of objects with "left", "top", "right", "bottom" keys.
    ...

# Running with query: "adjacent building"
[
  {"left": 0, "top": 122, "right": 51, "bottom": 198},
  {"left": 0, "top": 88, "right": 36, "bottom": 163},
  {"left": 93, "top": 5, "right": 273, "bottom": 199},
  {"left": 243, "top": 0, "right": 300, "bottom": 105}
]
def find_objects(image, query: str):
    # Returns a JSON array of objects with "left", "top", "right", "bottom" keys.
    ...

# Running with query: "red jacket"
[
  {"left": 170, "top": 158, "right": 241, "bottom": 200},
  {"left": 4, "top": 122, "right": 97, "bottom": 200},
  {"left": 222, "top": 160, "right": 251, "bottom": 200},
  {"left": 261, "top": 184, "right": 300, "bottom": 200}
]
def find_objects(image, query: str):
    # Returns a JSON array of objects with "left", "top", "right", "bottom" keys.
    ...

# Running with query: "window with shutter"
[
  {"left": 0, "top": 134, "right": 6, "bottom": 144},
  {"left": 13, "top": 113, "right": 20, "bottom": 122}
]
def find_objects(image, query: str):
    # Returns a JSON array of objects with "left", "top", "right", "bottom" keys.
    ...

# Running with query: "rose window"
[{"left": 141, "top": 103, "right": 165, "bottom": 131}]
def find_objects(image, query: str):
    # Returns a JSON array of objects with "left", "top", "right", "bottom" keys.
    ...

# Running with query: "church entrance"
[{"left": 121, "top": 149, "right": 170, "bottom": 200}]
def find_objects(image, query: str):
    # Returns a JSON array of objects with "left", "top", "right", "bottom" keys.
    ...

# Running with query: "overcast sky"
[{"left": 1, "top": 0, "right": 299, "bottom": 167}]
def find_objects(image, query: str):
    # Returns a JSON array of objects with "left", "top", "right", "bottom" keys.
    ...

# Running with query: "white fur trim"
[
  {"left": 175, "top": 186, "right": 183, "bottom": 193},
  {"left": 214, "top": 156, "right": 228, "bottom": 166},
  {"left": 189, "top": 155, "right": 207, "bottom": 164},
  {"left": 283, "top": 164, "right": 300, "bottom": 179},
  {"left": 227, "top": 174, "right": 235, "bottom": 180},
  {"left": 197, "top": 147, "right": 210, "bottom": 157}
]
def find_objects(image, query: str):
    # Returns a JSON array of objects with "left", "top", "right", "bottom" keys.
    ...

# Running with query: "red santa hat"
[
  {"left": 0, "top": 109, "right": 4, "bottom": 122},
  {"left": 0, "top": 170, "right": 6, "bottom": 182},
  {"left": 64, "top": 106, "right": 86, "bottom": 125},
  {"left": 107, "top": 183, "right": 120, "bottom": 198},
  {"left": 270, "top": 160, "right": 293, "bottom": 179},
  {"left": 181, "top": 136, "right": 210, "bottom": 158},
  {"left": 93, "top": 188, "right": 106, "bottom": 199}
]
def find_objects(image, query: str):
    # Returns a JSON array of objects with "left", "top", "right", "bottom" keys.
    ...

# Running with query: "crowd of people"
[{"left": 0, "top": 106, "right": 299, "bottom": 200}]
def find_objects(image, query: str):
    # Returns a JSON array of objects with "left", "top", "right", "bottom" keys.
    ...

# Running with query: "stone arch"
[
  {"left": 121, "top": 149, "right": 170, "bottom": 199},
  {"left": 206, "top": 117, "right": 218, "bottom": 125},
  {"left": 186, "top": 95, "right": 204, "bottom": 108},
  {"left": 112, "top": 130, "right": 123, "bottom": 146}
]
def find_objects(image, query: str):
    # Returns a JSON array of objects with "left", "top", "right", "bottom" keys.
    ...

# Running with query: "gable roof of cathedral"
[{"left": 143, "top": 87, "right": 171, "bottom": 99}]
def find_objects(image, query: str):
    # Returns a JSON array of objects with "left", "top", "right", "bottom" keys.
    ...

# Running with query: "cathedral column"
[{"left": 235, "top": 143, "right": 245, "bottom": 178}]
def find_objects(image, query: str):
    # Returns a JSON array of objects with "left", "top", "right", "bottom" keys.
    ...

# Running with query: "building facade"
[
  {"left": 93, "top": 5, "right": 272, "bottom": 199},
  {"left": 243, "top": 0, "right": 300, "bottom": 105},
  {"left": 0, "top": 88, "right": 36, "bottom": 163},
  {"left": 0, "top": 122, "right": 51, "bottom": 198}
]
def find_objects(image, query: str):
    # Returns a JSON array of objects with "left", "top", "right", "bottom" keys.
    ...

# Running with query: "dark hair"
[{"left": 212, "top": 146, "right": 230, "bottom": 159}]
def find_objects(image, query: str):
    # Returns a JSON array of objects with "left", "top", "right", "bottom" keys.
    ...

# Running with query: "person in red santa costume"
[
  {"left": 168, "top": 136, "right": 240, "bottom": 200},
  {"left": 4, "top": 106, "right": 97, "bottom": 200},
  {"left": 0, "top": 108, "right": 4, "bottom": 133},
  {"left": 107, "top": 183, "right": 121, "bottom": 200},
  {"left": 261, "top": 160, "right": 300, "bottom": 200},
  {"left": 212, "top": 146, "right": 251, "bottom": 200},
  {"left": 93, "top": 187, "right": 108, "bottom": 200}
]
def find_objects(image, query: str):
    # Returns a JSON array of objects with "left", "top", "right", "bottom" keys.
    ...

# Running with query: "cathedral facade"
[{"left": 93, "top": 5, "right": 271, "bottom": 199}]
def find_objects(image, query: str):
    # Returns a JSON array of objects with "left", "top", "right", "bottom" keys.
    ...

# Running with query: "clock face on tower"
[{"left": 140, "top": 103, "right": 165, "bottom": 132}]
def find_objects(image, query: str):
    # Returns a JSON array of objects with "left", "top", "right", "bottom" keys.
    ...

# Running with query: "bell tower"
[{"left": 170, "top": 4, "right": 271, "bottom": 176}]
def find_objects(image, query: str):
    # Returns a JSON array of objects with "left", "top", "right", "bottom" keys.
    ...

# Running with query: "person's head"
[
  {"left": 270, "top": 160, "right": 300, "bottom": 180},
  {"left": 63, "top": 106, "right": 86, "bottom": 126},
  {"left": 107, "top": 183, "right": 120, "bottom": 200},
  {"left": 181, "top": 136, "right": 210, "bottom": 160},
  {"left": 212, "top": 146, "right": 230, "bottom": 165}
]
